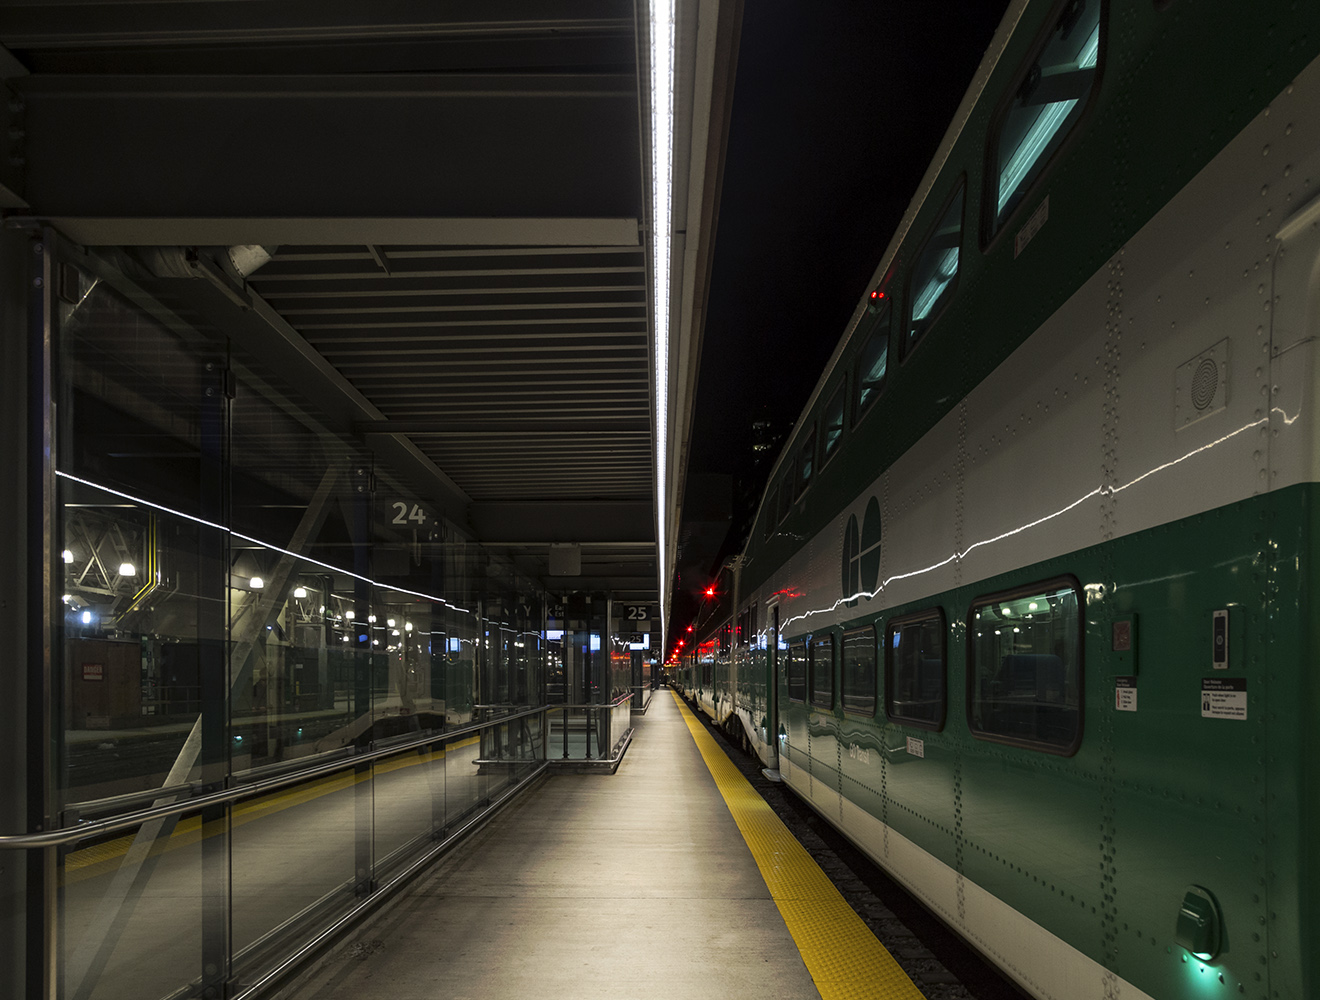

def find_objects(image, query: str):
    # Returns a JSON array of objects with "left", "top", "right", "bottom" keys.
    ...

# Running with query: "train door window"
[
  {"left": 988, "top": 0, "right": 1102, "bottom": 236},
  {"left": 809, "top": 634, "right": 835, "bottom": 710},
  {"left": 968, "top": 578, "right": 1082, "bottom": 754},
  {"left": 795, "top": 423, "right": 817, "bottom": 499},
  {"left": 787, "top": 642, "right": 807, "bottom": 702},
  {"left": 822, "top": 387, "right": 845, "bottom": 465},
  {"left": 885, "top": 608, "right": 946, "bottom": 730},
  {"left": 854, "top": 301, "right": 891, "bottom": 422},
  {"left": 904, "top": 181, "right": 965, "bottom": 359},
  {"left": 841, "top": 625, "right": 877, "bottom": 716}
]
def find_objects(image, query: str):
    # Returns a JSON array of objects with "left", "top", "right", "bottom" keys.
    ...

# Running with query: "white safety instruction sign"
[
  {"left": 906, "top": 736, "right": 925, "bottom": 758},
  {"left": 1201, "top": 677, "right": 1247, "bottom": 720},
  {"left": 1115, "top": 676, "right": 1137, "bottom": 712}
]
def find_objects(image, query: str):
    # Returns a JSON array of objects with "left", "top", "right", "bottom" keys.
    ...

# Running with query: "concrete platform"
[{"left": 279, "top": 690, "right": 822, "bottom": 1000}]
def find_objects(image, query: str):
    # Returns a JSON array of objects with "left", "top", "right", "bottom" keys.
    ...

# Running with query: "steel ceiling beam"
[{"left": 7, "top": 74, "right": 641, "bottom": 233}]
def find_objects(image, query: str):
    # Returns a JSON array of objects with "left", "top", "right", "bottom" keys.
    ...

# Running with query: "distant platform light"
[
  {"left": 293, "top": 586, "right": 308, "bottom": 599},
  {"left": 80, "top": 610, "right": 93, "bottom": 625},
  {"left": 62, "top": 549, "right": 74, "bottom": 564},
  {"left": 345, "top": 610, "right": 356, "bottom": 620},
  {"left": 250, "top": 576, "right": 265, "bottom": 590},
  {"left": 368, "top": 614, "right": 377, "bottom": 623},
  {"left": 405, "top": 622, "right": 413, "bottom": 632},
  {"left": 387, "top": 618, "right": 397, "bottom": 628},
  {"left": 118, "top": 562, "right": 137, "bottom": 577}
]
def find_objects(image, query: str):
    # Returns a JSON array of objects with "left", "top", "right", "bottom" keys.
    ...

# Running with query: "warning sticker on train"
[
  {"left": 1201, "top": 677, "right": 1247, "bottom": 720},
  {"left": 1115, "top": 676, "right": 1137, "bottom": 712}
]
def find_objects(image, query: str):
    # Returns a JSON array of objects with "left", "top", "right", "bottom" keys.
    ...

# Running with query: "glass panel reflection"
[{"left": 62, "top": 808, "right": 213, "bottom": 1000}]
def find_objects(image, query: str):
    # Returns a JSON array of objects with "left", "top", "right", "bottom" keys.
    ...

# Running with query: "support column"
[{"left": 0, "top": 222, "right": 36, "bottom": 1000}]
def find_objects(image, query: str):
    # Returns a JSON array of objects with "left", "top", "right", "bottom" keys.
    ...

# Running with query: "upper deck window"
[
  {"left": 905, "top": 182, "right": 965, "bottom": 358},
  {"left": 795, "top": 424, "right": 817, "bottom": 499},
  {"left": 989, "top": 0, "right": 1102, "bottom": 234},
  {"left": 854, "top": 300, "right": 891, "bottom": 422},
  {"left": 823, "top": 387, "right": 845, "bottom": 464}
]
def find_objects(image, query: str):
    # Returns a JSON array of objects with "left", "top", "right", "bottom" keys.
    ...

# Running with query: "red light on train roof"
[
  {"left": 870, "top": 289, "right": 885, "bottom": 301},
  {"left": 704, "top": 586, "right": 716, "bottom": 597}
]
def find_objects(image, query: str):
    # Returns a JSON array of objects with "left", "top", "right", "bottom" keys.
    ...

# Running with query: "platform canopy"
[{"left": 0, "top": 0, "right": 741, "bottom": 616}]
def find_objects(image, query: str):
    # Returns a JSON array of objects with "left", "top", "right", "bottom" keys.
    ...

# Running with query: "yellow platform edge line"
[{"left": 671, "top": 690, "right": 926, "bottom": 1000}]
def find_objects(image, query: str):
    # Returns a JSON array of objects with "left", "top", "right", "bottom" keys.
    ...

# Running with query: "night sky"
[{"left": 671, "top": 1, "right": 1011, "bottom": 632}]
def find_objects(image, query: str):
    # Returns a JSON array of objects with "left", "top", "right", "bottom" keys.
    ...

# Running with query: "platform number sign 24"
[{"left": 391, "top": 501, "right": 429, "bottom": 526}]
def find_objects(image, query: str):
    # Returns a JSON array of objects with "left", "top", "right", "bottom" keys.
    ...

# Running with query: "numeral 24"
[{"left": 392, "top": 502, "right": 427, "bottom": 525}]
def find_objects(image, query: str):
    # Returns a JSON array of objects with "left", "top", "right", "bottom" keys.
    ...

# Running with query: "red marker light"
[
  {"left": 704, "top": 586, "right": 716, "bottom": 597},
  {"left": 686, "top": 625, "right": 694, "bottom": 632}
]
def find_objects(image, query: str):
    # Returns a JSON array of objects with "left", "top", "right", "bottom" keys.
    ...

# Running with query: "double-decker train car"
[{"left": 679, "top": 0, "right": 1320, "bottom": 997}]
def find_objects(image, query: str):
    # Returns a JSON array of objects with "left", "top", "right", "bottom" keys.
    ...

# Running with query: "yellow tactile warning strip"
[{"left": 672, "top": 691, "right": 926, "bottom": 1000}]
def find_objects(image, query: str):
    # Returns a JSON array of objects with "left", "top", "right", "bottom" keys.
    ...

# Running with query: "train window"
[
  {"left": 787, "top": 642, "right": 807, "bottom": 702},
  {"left": 841, "top": 625, "right": 877, "bottom": 716},
  {"left": 795, "top": 424, "right": 817, "bottom": 499},
  {"left": 968, "top": 578, "right": 1082, "bottom": 754},
  {"left": 905, "top": 181, "right": 965, "bottom": 359},
  {"left": 885, "top": 608, "right": 946, "bottom": 730},
  {"left": 854, "top": 302, "right": 891, "bottom": 422},
  {"left": 810, "top": 634, "right": 835, "bottom": 710},
  {"left": 822, "top": 387, "right": 845, "bottom": 464},
  {"left": 988, "top": 0, "right": 1102, "bottom": 236}
]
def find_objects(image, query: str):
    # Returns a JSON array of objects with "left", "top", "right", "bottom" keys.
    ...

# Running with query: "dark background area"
[{"left": 669, "top": 0, "right": 1012, "bottom": 645}]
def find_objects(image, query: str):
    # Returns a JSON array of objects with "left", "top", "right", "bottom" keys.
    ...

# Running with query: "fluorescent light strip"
[{"left": 650, "top": 0, "right": 675, "bottom": 631}]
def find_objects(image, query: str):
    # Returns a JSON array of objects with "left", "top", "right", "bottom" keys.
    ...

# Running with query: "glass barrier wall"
[{"left": 47, "top": 244, "right": 549, "bottom": 1000}]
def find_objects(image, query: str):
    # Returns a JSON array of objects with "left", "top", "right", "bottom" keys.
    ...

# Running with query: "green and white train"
[{"left": 675, "top": 0, "right": 1320, "bottom": 997}]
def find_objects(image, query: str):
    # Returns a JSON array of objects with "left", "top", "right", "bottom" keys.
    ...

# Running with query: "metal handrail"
[
  {"left": 0, "top": 704, "right": 549, "bottom": 849},
  {"left": 546, "top": 693, "right": 633, "bottom": 710}
]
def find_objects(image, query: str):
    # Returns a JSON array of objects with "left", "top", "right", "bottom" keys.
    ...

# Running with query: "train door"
[{"left": 766, "top": 602, "right": 780, "bottom": 769}]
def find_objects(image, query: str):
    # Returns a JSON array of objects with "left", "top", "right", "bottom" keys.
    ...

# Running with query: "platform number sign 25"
[
  {"left": 624, "top": 605, "right": 650, "bottom": 621},
  {"left": 391, "top": 501, "right": 429, "bottom": 526}
]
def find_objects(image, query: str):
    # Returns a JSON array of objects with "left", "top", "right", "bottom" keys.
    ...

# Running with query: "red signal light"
[
  {"left": 686, "top": 624, "right": 694, "bottom": 632},
  {"left": 704, "top": 586, "right": 716, "bottom": 597}
]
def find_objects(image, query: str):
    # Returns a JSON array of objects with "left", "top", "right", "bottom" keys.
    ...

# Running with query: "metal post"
[
  {"left": 197, "top": 350, "right": 229, "bottom": 998},
  {"left": 28, "top": 231, "right": 57, "bottom": 1000},
  {"left": 0, "top": 226, "right": 38, "bottom": 1000},
  {"left": 351, "top": 463, "right": 373, "bottom": 897}
]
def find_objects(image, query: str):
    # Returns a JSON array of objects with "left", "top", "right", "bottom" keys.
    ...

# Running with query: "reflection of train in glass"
[{"left": 675, "top": 1, "right": 1320, "bottom": 997}]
